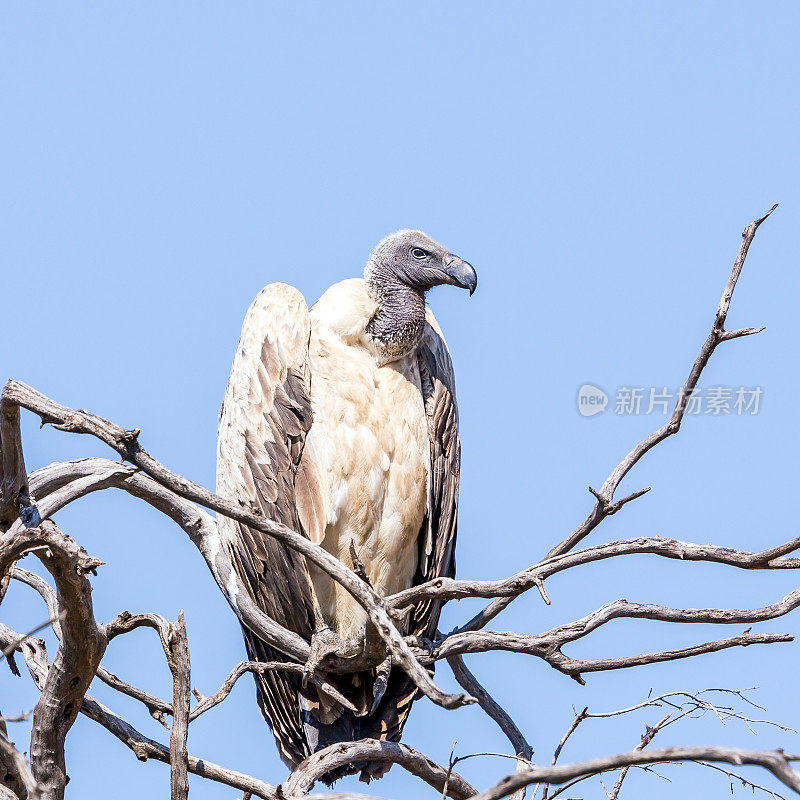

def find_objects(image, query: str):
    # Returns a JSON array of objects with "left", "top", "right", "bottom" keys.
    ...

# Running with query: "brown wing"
[
  {"left": 364, "top": 312, "right": 460, "bottom": 758},
  {"left": 216, "top": 282, "right": 325, "bottom": 769},
  {"left": 411, "top": 313, "right": 460, "bottom": 640}
]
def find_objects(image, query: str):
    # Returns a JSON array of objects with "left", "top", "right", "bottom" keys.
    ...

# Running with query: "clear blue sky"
[{"left": 3, "top": 4, "right": 799, "bottom": 798}]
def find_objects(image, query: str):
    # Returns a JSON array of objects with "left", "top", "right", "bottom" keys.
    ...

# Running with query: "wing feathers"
[{"left": 217, "top": 283, "right": 325, "bottom": 769}]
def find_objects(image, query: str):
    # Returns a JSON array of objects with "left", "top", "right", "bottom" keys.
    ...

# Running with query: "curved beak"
[{"left": 443, "top": 255, "right": 478, "bottom": 295}]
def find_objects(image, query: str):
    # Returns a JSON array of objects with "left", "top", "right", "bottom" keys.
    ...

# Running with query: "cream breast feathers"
[{"left": 310, "top": 278, "right": 385, "bottom": 359}]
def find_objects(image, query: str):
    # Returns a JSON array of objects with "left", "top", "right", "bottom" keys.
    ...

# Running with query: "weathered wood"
[
  {"left": 6, "top": 522, "right": 107, "bottom": 800},
  {"left": 0, "top": 401, "right": 29, "bottom": 533},
  {"left": 164, "top": 613, "right": 190, "bottom": 800},
  {"left": 470, "top": 745, "right": 800, "bottom": 800},
  {"left": 282, "top": 741, "right": 476, "bottom": 799}
]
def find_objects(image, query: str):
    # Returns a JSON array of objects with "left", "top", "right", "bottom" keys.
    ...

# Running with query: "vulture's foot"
[
  {"left": 369, "top": 655, "right": 392, "bottom": 714},
  {"left": 303, "top": 627, "right": 360, "bottom": 687}
]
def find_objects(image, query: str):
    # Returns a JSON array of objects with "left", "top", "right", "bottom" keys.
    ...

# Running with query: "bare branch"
[
  {"left": 541, "top": 707, "right": 588, "bottom": 800},
  {"left": 189, "top": 660, "right": 357, "bottom": 721},
  {"left": 430, "top": 587, "right": 799, "bottom": 681},
  {"left": 436, "top": 627, "right": 790, "bottom": 683},
  {"left": 470, "top": 744, "right": 800, "bottom": 800},
  {"left": 2, "top": 616, "right": 285, "bottom": 800},
  {"left": 543, "top": 590, "right": 800, "bottom": 646},
  {"left": 10, "top": 566, "right": 173, "bottom": 727},
  {"left": 542, "top": 687, "right": 796, "bottom": 799},
  {"left": 164, "top": 612, "right": 190, "bottom": 800},
  {"left": 546, "top": 205, "right": 776, "bottom": 562},
  {"left": 0, "top": 711, "right": 31, "bottom": 724},
  {"left": 575, "top": 687, "right": 794, "bottom": 733},
  {"left": 102, "top": 603, "right": 315, "bottom": 707},
  {"left": 80, "top": 696, "right": 281, "bottom": 799},
  {"left": 400, "top": 532, "right": 800, "bottom": 635},
  {"left": 0, "top": 728, "right": 40, "bottom": 800},
  {"left": 1, "top": 522, "right": 108, "bottom": 800},
  {"left": 282, "top": 741, "right": 476, "bottom": 799},
  {"left": 9, "top": 569, "right": 61, "bottom": 638},
  {"left": 18, "top": 464, "right": 135, "bottom": 540},
  {"left": 95, "top": 610, "right": 193, "bottom": 798},
  {"left": 0, "top": 623, "right": 48, "bottom": 690},
  {"left": 0, "top": 399, "right": 30, "bottom": 533},
  {"left": 696, "top": 760, "right": 788, "bottom": 799},
  {"left": 608, "top": 712, "right": 673, "bottom": 799},
  {"left": 389, "top": 531, "right": 800, "bottom": 611},
  {"left": 94, "top": 667, "right": 172, "bottom": 728},
  {"left": 1, "top": 614, "right": 64, "bottom": 664}
]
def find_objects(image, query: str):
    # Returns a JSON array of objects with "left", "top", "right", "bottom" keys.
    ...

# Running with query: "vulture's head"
[{"left": 365, "top": 230, "right": 477, "bottom": 297}]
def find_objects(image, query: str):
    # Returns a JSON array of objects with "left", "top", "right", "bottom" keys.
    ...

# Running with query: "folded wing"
[{"left": 216, "top": 282, "right": 324, "bottom": 768}]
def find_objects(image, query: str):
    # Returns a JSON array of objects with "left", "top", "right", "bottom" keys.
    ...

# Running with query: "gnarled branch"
[{"left": 282, "top": 741, "right": 476, "bottom": 799}]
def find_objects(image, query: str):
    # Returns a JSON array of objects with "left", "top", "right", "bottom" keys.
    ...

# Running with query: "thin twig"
[
  {"left": 189, "top": 660, "right": 358, "bottom": 721},
  {"left": 541, "top": 707, "right": 588, "bottom": 800},
  {"left": 1, "top": 613, "right": 65, "bottom": 663}
]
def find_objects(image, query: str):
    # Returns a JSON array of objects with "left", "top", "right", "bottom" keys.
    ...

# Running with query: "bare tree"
[{"left": 2, "top": 206, "right": 798, "bottom": 800}]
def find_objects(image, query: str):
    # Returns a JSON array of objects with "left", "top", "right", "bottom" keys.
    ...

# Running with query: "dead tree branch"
[
  {"left": 282, "top": 741, "right": 476, "bottom": 799},
  {"left": 608, "top": 712, "right": 673, "bottom": 799},
  {"left": 540, "top": 688, "right": 795, "bottom": 799},
  {"left": 11, "top": 566, "right": 173, "bottom": 727},
  {"left": 0, "top": 726, "right": 40, "bottom": 800},
  {"left": 388, "top": 533, "right": 800, "bottom": 615},
  {"left": 0, "top": 521, "right": 106, "bottom": 800},
  {"left": 0, "top": 401, "right": 29, "bottom": 534},
  {"left": 79, "top": 696, "right": 281, "bottom": 799},
  {"left": 470, "top": 745, "right": 800, "bottom": 800},
  {"left": 430, "top": 589, "right": 798, "bottom": 682},
  {"left": 1, "top": 616, "right": 284, "bottom": 800},
  {"left": 163, "top": 613, "right": 190, "bottom": 800},
  {"left": 189, "top": 660, "right": 357, "bottom": 720}
]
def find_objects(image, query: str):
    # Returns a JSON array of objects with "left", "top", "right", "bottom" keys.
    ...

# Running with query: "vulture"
[{"left": 216, "top": 230, "right": 476, "bottom": 781}]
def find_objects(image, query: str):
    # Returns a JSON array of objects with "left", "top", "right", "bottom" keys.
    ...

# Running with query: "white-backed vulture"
[{"left": 216, "top": 230, "right": 476, "bottom": 782}]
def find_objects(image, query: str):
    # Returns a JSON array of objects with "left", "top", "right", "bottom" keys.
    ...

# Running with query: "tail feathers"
[
  {"left": 301, "top": 668, "right": 421, "bottom": 784},
  {"left": 246, "top": 630, "right": 424, "bottom": 785},
  {"left": 245, "top": 634, "right": 310, "bottom": 769}
]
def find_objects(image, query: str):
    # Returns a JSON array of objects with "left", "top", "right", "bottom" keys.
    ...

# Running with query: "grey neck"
[{"left": 365, "top": 260, "right": 426, "bottom": 362}]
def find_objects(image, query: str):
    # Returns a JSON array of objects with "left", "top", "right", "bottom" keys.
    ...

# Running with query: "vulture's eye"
[{"left": 411, "top": 247, "right": 428, "bottom": 260}]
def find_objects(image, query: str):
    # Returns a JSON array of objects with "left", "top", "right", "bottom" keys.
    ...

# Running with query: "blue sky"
[{"left": 2, "top": 3, "right": 800, "bottom": 798}]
